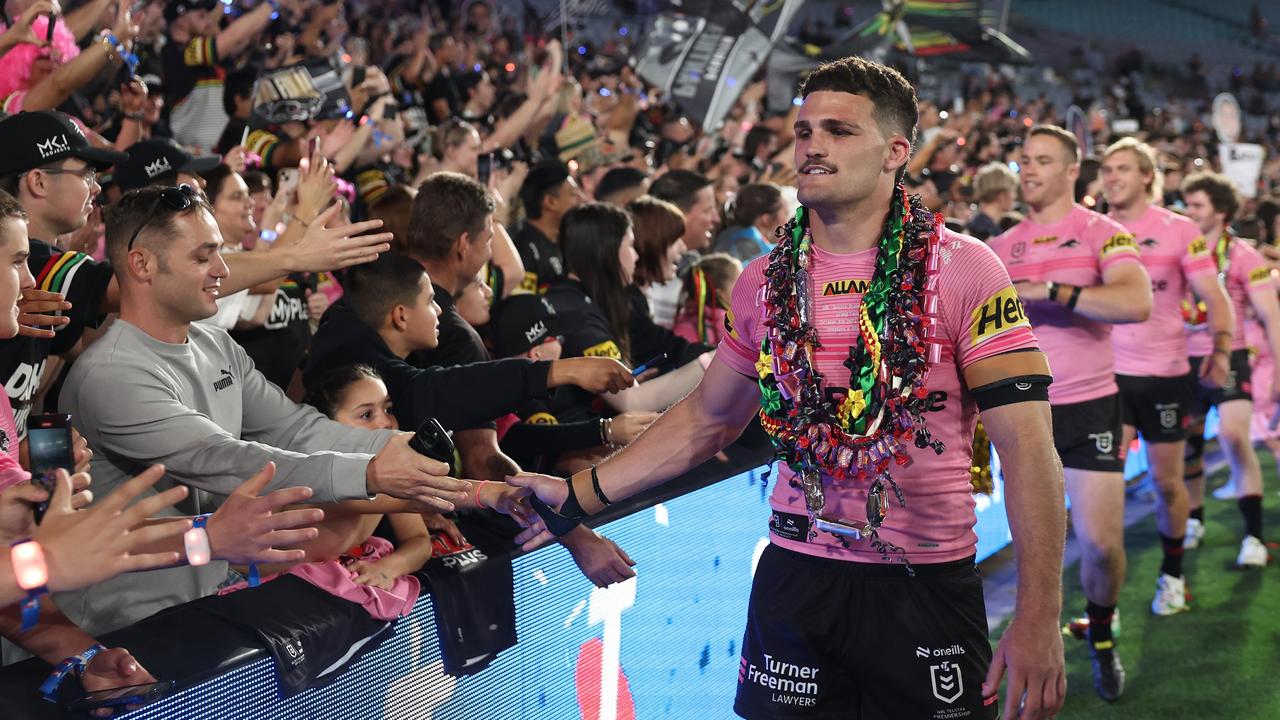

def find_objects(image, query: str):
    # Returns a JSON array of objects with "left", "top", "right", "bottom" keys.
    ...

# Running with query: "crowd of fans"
[{"left": 0, "top": 0, "right": 1277, "bottom": 709}]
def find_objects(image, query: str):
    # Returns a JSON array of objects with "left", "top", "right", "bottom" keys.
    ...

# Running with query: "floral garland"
[
  {"left": 1182, "top": 228, "right": 1233, "bottom": 327},
  {"left": 756, "top": 185, "right": 945, "bottom": 565}
]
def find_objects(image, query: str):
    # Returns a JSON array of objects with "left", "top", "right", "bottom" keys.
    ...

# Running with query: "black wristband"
[
  {"left": 528, "top": 476, "right": 586, "bottom": 537},
  {"left": 591, "top": 465, "right": 613, "bottom": 506},
  {"left": 1066, "top": 285, "right": 1082, "bottom": 310}
]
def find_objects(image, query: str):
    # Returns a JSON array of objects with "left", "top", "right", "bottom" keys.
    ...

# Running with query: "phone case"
[{"left": 408, "top": 418, "right": 454, "bottom": 464}]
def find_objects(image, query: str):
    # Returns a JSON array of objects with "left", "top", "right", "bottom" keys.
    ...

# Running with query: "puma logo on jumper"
[{"left": 213, "top": 368, "right": 235, "bottom": 392}]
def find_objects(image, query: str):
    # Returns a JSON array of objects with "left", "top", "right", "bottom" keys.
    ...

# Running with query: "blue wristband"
[
  {"left": 39, "top": 643, "right": 105, "bottom": 702},
  {"left": 193, "top": 513, "right": 211, "bottom": 530}
]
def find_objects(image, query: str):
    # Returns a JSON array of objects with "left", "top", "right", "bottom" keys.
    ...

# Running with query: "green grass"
[{"left": 1025, "top": 458, "right": 1280, "bottom": 718}]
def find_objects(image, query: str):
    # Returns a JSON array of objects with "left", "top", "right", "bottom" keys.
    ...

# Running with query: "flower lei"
[
  {"left": 1182, "top": 228, "right": 1233, "bottom": 327},
  {"left": 756, "top": 185, "right": 945, "bottom": 566}
]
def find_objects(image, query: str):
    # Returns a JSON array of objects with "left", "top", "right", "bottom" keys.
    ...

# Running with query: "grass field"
[{"left": 1042, "top": 457, "right": 1280, "bottom": 719}]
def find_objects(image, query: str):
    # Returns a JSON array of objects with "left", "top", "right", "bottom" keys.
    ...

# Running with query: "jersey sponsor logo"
[
  {"left": 824, "top": 387, "right": 948, "bottom": 412},
  {"left": 821, "top": 278, "right": 870, "bottom": 296},
  {"left": 519, "top": 271, "right": 539, "bottom": 294},
  {"left": 969, "top": 287, "right": 1030, "bottom": 346},
  {"left": 1187, "top": 236, "right": 1209, "bottom": 256},
  {"left": 1033, "top": 235, "right": 1058, "bottom": 245},
  {"left": 724, "top": 307, "right": 737, "bottom": 339},
  {"left": 1139, "top": 237, "right": 1159, "bottom": 248},
  {"left": 582, "top": 340, "right": 622, "bottom": 360},
  {"left": 1249, "top": 266, "right": 1272, "bottom": 285},
  {"left": 0, "top": 427, "right": 8, "bottom": 455},
  {"left": 525, "top": 412, "right": 559, "bottom": 424},
  {"left": 1100, "top": 232, "right": 1138, "bottom": 257},
  {"left": 262, "top": 290, "right": 309, "bottom": 330},
  {"left": 929, "top": 661, "right": 964, "bottom": 704},
  {"left": 1058, "top": 238, "right": 1080, "bottom": 249},
  {"left": 1152, "top": 279, "right": 1169, "bottom": 293}
]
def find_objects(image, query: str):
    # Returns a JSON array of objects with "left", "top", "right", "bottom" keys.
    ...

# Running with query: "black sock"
[
  {"left": 1086, "top": 601, "right": 1116, "bottom": 646},
  {"left": 1159, "top": 533, "right": 1185, "bottom": 577},
  {"left": 1189, "top": 506, "right": 1205, "bottom": 523},
  {"left": 1238, "top": 495, "right": 1264, "bottom": 541}
]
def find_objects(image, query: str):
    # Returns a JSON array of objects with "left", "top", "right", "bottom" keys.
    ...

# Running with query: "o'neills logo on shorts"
[
  {"left": 740, "top": 654, "right": 820, "bottom": 707},
  {"left": 969, "top": 287, "right": 1029, "bottom": 345}
]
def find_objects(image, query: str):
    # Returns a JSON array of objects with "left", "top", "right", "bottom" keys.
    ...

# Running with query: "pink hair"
[{"left": 0, "top": 16, "right": 81, "bottom": 101}]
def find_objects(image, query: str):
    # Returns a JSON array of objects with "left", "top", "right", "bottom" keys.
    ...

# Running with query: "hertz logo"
[
  {"left": 969, "top": 287, "right": 1030, "bottom": 345},
  {"left": 1249, "top": 266, "right": 1273, "bottom": 285},
  {"left": 822, "top": 278, "right": 871, "bottom": 296},
  {"left": 1100, "top": 233, "right": 1139, "bottom": 256},
  {"left": 582, "top": 340, "right": 621, "bottom": 360},
  {"left": 1032, "top": 235, "right": 1058, "bottom": 245}
]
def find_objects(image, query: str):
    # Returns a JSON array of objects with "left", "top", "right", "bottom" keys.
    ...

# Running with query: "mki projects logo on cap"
[
  {"left": 145, "top": 158, "right": 173, "bottom": 178},
  {"left": 524, "top": 320, "right": 548, "bottom": 345},
  {"left": 36, "top": 135, "right": 71, "bottom": 160}
]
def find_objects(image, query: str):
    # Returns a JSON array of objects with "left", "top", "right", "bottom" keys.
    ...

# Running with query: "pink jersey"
[
  {"left": 989, "top": 205, "right": 1141, "bottom": 405},
  {"left": 1110, "top": 205, "right": 1216, "bottom": 377},
  {"left": 718, "top": 229, "right": 1039, "bottom": 564},
  {"left": 1186, "top": 238, "right": 1269, "bottom": 357},
  {"left": 0, "top": 393, "right": 27, "bottom": 491}
]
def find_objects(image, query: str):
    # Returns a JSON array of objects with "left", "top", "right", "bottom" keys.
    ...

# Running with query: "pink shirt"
[
  {"left": 672, "top": 306, "right": 727, "bottom": 346},
  {"left": 989, "top": 205, "right": 1140, "bottom": 405},
  {"left": 1110, "top": 205, "right": 1216, "bottom": 377},
  {"left": 1186, "top": 238, "right": 1269, "bottom": 357},
  {"left": 719, "top": 229, "right": 1039, "bottom": 564},
  {"left": 0, "top": 393, "right": 28, "bottom": 491}
]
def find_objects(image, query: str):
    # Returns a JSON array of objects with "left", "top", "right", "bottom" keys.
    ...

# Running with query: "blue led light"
[{"left": 577, "top": 45, "right": 587, "bottom": 55}]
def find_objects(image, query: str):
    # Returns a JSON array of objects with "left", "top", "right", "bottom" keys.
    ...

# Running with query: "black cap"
[
  {"left": 114, "top": 138, "right": 222, "bottom": 191},
  {"left": 0, "top": 111, "right": 129, "bottom": 177},
  {"left": 165, "top": 0, "right": 218, "bottom": 23},
  {"left": 519, "top": 159, "right": 572, "bottom": 217},
  {"left": 491, "top": 294, "right": 560, "bottom": 357}
]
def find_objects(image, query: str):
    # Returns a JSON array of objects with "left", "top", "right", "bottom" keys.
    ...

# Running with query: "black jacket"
[{"left": 304, "top": 302, "right": 552, "bottom": 432}]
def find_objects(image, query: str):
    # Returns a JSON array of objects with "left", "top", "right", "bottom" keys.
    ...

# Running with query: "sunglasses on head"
[{"left": 127, "top": 184, "right": 200, "bottom": 251}]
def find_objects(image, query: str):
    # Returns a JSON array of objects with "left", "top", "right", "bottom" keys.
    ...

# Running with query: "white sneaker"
[
  {"left": 1212, "top": 481, "right": 1238, "bottom": 501},
  {"left": 1184, "top": 519, "right": 1206, "bottom": 549},
  {"left": 1237, "top": 536, "right": 1269, "bottom": 568},
  {"left": 1151, "top": 574, "right": 1188, "bottom": 615}
]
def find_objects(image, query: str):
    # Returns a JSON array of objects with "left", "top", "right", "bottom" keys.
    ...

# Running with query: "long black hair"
[{"left": 560, "top": 202, "right": 633, "bottom": 363}]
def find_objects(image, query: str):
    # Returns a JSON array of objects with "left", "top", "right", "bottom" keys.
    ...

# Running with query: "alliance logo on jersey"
[
  {"left": 1100, "top": 232, "right": 1139, "bottom": 257},
  {"left": 821, "top": 278, "right": 870, "bottom": 296},
  {"left": 969, "top": 287, "right": 1029, "bottom": 346}
]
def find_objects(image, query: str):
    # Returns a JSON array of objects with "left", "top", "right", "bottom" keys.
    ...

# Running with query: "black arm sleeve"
[
  {"left": 378, "top": 356, "right": 553, "bottom": 431},
  {"left": 500, "top": 420, "right": 602, "bottom": 461}
]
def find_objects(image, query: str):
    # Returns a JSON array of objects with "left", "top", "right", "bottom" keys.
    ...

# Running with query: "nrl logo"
[
  {"left": 144, "top": 158, "right": 173, "bottom": 178},
  {"left": 35, "top": 135, "right": 70, "bottom": 160}
]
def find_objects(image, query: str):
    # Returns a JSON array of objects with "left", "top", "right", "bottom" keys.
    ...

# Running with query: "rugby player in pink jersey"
[
  {"left": 989, "top": 125, "right": 1152, "bottom": 703},
  {"left": 1101, "top": 138, "right": 1235, "bottom": 616},
  {"left": 511, "top": 57, "right": 1068, "bottom": 720},
  {"left": 1180, "top": 172, "right": 1280, "bottom": 569}
]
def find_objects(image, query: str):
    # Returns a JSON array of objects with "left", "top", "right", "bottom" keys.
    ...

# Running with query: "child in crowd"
[{"left": 672, "top": 253, "right": 742, "bottom": 346}]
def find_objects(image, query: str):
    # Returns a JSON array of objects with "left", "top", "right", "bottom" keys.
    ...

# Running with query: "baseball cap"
[
  {"left": 491, "top": 294, "right": 560, "bottom": 357},
  {"left": 0, "top": 111, "right": 129, "bottom": 177},
  {"left": 114, "top": 138, "right": 222, "bottom": 191}
]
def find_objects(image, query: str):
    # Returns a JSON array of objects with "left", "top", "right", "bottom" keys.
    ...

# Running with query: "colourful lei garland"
[{"left": 756, "top": 185, "right": 945, "bottom": 565}]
